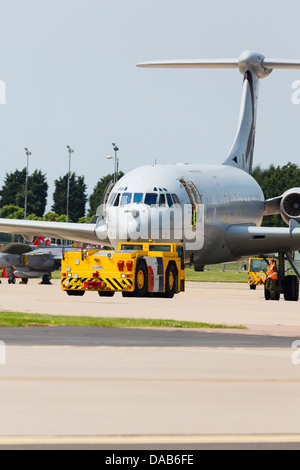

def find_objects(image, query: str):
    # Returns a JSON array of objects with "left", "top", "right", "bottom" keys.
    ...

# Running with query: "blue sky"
[{"left": 1, "top": 0, "right": 300, "bottom": 212}]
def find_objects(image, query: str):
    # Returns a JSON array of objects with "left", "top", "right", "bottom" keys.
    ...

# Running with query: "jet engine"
[{"left": 280, "top": 189, "right": 300, "bottom": 225}]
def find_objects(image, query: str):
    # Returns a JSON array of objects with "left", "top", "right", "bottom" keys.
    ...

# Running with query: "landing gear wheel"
[
  {"left": 284, "top": 275, "right": 299, "bottom": 301},
  {"left": 41, "top": 274, "right": 51, "bottom": 285}
]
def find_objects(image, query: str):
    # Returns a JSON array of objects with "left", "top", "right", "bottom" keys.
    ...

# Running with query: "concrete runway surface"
[{"left": 1, "top": 279, "right": 300, "bottom": 450}]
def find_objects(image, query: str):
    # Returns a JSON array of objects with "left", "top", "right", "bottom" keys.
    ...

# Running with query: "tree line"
[
  {"left": 0, "top": 163, "right": 299, "bottom": 226},
  {"left": 0, "top": 169, "right": 123, "bottom": 223}
]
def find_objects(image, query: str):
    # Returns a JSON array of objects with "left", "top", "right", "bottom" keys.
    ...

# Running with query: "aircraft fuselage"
[{"left": 102, "top": 163, "right": 264, "bottom": 265}]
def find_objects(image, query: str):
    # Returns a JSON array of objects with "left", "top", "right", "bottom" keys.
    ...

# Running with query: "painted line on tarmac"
[
  {"left": 3, "top": 345, "right": 295, "bottom": 350},
  {"left": 0, "top": 377, "right": 299, "bottom": 383},
  {"left": 1, "top": 434, "right": 300, "bottom": 446}
]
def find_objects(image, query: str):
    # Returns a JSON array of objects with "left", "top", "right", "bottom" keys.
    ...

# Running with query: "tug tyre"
[
  {"left": 164, "top": 263, "right": 177, "bottom": 299},
  {"left": 134, "top": 261, "right": 148, "bottom": 297},
  {"left": 66, "top": 290, "right": 85, "bottom": 296},
  {"left": 98, "top": 291, "right": 115, "bottom": 297}
]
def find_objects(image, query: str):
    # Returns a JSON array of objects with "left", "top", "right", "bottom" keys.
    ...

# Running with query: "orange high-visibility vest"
[{"left": 267, "top": 263, "right": 278, "bottom": 280}]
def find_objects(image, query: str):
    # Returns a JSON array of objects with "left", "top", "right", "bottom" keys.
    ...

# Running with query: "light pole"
[
  {"left": 66, "top": 146, "right": 74, "bottom": 222},
  {"left": 24, "top": 148, "right": 31, "bottom": 220},
  {"left": 106, "top": 143, "right": 119, "bottom": 184}
]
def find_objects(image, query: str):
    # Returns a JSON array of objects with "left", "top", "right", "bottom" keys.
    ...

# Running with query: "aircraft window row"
[{"left": 108, "top": 192, "right": 181, "bottom": 207}]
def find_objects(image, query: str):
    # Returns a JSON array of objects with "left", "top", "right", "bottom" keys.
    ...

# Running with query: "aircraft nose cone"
[
  {"left": 95, "top": 219, "right": 110, "bottom": 245},
  {"left": 105, "top": 206, "right": 145, "bottom": 246}
]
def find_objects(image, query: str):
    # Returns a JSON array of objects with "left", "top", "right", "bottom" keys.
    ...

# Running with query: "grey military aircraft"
[
  {"left": 0, "top": 240, "right": 74, "bottom": 284},
  {"left": 0, "top": 50, "right": 300, "bottom": 299}
]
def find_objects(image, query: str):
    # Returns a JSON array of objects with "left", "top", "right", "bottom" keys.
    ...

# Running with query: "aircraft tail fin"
[
  {"left": 137, "top": 50, "right": 300, "bottom": 174},
  {"left": 33, "top": 236, "right": 51, "bottom": 247},
  {"left": 222, "top": 70, "right": 258, "bottom": 174}
]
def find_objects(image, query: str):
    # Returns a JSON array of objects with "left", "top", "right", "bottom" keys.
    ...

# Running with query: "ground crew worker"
[{"left": 266, "top": 257, "right": 278, "bottom": 300}]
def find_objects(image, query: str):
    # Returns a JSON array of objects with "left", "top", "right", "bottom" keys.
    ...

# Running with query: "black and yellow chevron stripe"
[
  {"left": 61, "top": 277, "right": 87, "bottom": 290},
  {"left": 62, "top": 277, "right": 133, "bottom": 291}
]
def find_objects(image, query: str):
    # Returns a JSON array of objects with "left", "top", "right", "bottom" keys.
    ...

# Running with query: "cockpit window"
[
  {"left": 133, "top": 193, "right": 143, "bottom": 204},
  {"left": 159, "top": 194, "right": 167, "bottom": 206},
  {"left": 107, "top": 192, "right": 116, "bottom": 205},
  {"left": 172, "top": 194, "right": 181, "bottom": 205},
  {"left": 144, "top": 193, "right": 158, "bottom": 205},
  {"left": 120, "top": 193, "right": 132, "bottom": 205},
  {"left": 113, "top": 193, "right": 121, "bottom": 206},
  {"left": 166, "top": 194, "right": 173, "bottom": 207}
]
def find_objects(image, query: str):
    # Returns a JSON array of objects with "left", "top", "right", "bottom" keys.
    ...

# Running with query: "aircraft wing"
[
  {"left": 226, "top": 221, "right": 300, "bottom": 257},
  {"left": 0, "top": 218, "right": 107, "bottom": 245},
  {"left": 23, "top": 252, "right": 60, "bottom": 266}
]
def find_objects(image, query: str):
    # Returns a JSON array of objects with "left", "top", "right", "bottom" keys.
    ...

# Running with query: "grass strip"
[
  {"left": 185, "top": 269, "right": 249, "bottom": 283},
  {"left": 0, "top": 312, "right": 245, "bottom": 329}
]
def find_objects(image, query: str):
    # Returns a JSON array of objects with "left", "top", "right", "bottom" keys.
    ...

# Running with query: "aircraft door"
[
  {"left": 179, "top": 178, "right": 204, "bottom": 251},
  {"left": 96, "top": 180, "right": 114, "bottom": 219},
  {"left": 179, "top": 178, "right": 203, "bottom": 227}
]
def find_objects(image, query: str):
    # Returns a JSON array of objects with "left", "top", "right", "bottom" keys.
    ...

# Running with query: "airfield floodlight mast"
[
  {"left": 107, "top": 143, "right": 119, "bottom": 184},
  {"left": 66, "top": 146, "right": 74, "bottom": 223},
  {"left": 24, "top": 148, "right": 31, "bottom": 220}
]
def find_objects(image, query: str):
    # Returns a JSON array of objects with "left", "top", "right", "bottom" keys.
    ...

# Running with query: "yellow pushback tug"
[
  {"left": 248, "top": 256, "right": 270, "bottom": 290},
  {"left": 61, "top": 242, "right": 185, "bottom": 298}
]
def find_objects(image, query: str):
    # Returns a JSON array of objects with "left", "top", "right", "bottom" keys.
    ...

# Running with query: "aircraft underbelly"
[{"left": 13, "top": 270, "right": 50, "bottom": 279}]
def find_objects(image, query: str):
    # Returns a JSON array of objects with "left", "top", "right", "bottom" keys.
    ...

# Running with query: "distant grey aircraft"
[
  {"left": 0, "top": 242, "right": 72, "bottom": 284},
  {"left": 0, "top": 50, "right": 299, "bottom": 299}
]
